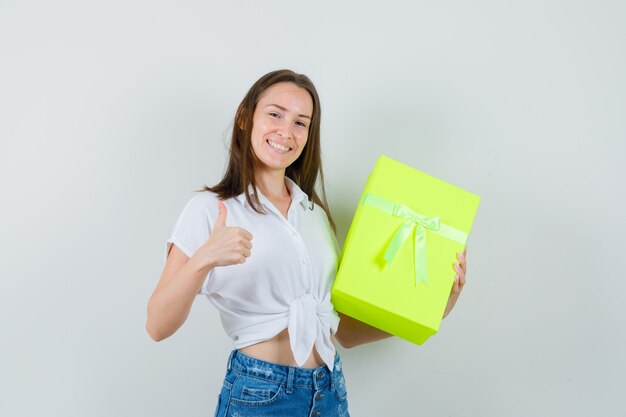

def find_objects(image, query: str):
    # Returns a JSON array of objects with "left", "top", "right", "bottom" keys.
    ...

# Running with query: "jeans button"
[
  {"left": 315, "top": 392, "right": 324, "bottom": 401},
  {"left": 317, "top": 372, "right": 323, "bottom": 379}
]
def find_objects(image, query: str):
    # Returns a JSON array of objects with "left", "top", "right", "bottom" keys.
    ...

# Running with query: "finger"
[
  {"left": 215, "top": 200, "right": 227, "bottom": 228},
  {"left": 459, "top": 272, "right": 466, "bottom": 286},
  {"left": 237, "top": 241, "right": 252, "bottom": 256},
  {"left": 458, "top": 251, "right": 466, "bottom": 274},
  {"left": 458, "top": 252, "right": 467, "bottom": 273},
  {"left": 454, "top": 263, "right": 466, "bottom": 279},
  {"left": 238, "top": 228, "right": 253, "bottom": 241}
]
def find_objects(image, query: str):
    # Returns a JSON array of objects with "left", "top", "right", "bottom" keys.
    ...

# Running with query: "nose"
[{"left": 276, "top": 120, "right": 293, "bottom": 140}]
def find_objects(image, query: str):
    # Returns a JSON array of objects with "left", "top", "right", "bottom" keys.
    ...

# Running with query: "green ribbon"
[{"left": 361, "top": 193, "right": 468, "bottom": 286}]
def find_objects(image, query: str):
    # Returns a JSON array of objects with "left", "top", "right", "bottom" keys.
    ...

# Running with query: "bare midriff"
[{"left": 239, "top": 328, "right": 332, "bottom": 368}]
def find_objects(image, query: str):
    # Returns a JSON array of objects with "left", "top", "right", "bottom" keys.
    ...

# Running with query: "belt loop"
[
  {"left": 226, "top": 350, "right": 236, "bottom": 372},
  {"left": 286, "top": 366, "right": 295, "bottom": 394}
]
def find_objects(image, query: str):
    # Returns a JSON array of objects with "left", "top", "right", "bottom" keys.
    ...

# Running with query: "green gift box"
[{"left": 331, "top": 155, "right": 480, "bottom": 345}]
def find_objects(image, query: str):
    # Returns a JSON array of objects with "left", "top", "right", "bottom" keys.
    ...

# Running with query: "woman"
[{"left": 146, "top": 69, "right": 468, "bottom": 416}]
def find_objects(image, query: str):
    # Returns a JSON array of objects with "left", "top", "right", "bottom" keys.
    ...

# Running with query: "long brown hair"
[{"left": 200, "top": 69, "right": 336, "bottom": 232}]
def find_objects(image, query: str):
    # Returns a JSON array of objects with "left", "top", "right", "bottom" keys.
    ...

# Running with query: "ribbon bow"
[{"left": 362, "top": 193, "right": 467, "bottom": 286}]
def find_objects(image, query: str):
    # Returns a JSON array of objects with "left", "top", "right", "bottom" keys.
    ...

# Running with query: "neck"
[{"left": 256, "top": 170, "right": 290, "bottom": 200}]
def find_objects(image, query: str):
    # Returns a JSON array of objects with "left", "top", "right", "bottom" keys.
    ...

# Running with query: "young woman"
[{"left": 146, "top": 69, "right": 468, "bottom": 417}]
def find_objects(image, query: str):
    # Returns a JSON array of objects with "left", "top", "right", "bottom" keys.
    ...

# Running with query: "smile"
[{"left": 267, "top": 139, "right": 292, "bottom": 152}]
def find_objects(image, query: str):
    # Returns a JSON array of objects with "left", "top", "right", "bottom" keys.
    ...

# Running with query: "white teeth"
[{"left": 268, "top": 140, "right": 290, "bottom": 152}]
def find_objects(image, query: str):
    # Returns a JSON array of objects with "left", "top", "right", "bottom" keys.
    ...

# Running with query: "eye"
[
  {"left": 296, "top": 120, "right": 308, "bottom": 128},
  {"left": 268, "top": 112, "right": 281, "bottom": 118}
]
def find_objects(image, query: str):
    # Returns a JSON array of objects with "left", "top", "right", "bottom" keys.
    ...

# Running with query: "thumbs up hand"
[{"left": 196, "top": 200, "right": 253, "bottom": 268}]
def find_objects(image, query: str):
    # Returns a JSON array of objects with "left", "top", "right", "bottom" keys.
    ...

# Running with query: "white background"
[{"left": 1, "top": 1, "right": 625, "bottom": 416}]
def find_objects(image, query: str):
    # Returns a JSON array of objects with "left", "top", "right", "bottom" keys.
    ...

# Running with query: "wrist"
[{"left": 189, "top": 250, "right": 217, "bottom": 273}]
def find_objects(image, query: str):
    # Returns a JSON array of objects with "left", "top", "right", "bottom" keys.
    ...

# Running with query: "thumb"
[{"left": 214, "top": 200, "right": 227, "bottom": 228}]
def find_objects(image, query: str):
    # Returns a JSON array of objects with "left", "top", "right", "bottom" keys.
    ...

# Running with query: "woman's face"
[{"left": 250, "top": 82, "right": 313, "bottom": 175}]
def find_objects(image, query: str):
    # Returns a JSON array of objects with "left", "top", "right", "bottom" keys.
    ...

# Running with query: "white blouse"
[{"left": 164, "top": 177, "right": 341, "bottom": 371}]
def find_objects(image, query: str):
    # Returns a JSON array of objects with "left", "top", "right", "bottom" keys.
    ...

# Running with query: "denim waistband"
[{"left": 227, "top": 349, "right": 342, "bottom": 391}]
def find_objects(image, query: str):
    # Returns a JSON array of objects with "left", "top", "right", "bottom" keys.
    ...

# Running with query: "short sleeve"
[{"left": 164, "top": 192, "right": 216, "bottom": 295}]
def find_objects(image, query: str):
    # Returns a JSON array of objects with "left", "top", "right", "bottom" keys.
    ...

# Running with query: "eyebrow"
[{"left": 266, "top": 104, "right": 311, "bottom": 120}]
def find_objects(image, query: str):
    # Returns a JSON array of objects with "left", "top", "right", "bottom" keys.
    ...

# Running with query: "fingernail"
[{"left": 459, "top": 252, "right": 465, "bottom": 259}]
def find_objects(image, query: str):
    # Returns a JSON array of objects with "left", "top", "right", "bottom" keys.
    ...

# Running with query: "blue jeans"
[{"left": 214, "top": 349, "right": 351, "bottom": 417}]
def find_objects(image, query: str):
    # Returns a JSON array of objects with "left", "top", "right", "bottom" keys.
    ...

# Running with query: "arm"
[
  {"left": 333, "top": 248, "right": 468, "bottom": 348},
  {"left": 333, "top": 313, "right": 393, "bottom": 349},
  {"left": 146, "top": 245, "right": 215, "bottom": 341},
  {"left": 146, "top": 200, "right": 252, "bottom": 341}
]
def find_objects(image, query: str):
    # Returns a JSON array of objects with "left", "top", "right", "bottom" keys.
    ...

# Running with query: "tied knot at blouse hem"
[{"left": 288, "top": 293, "right": 340, "bottom": 370}]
